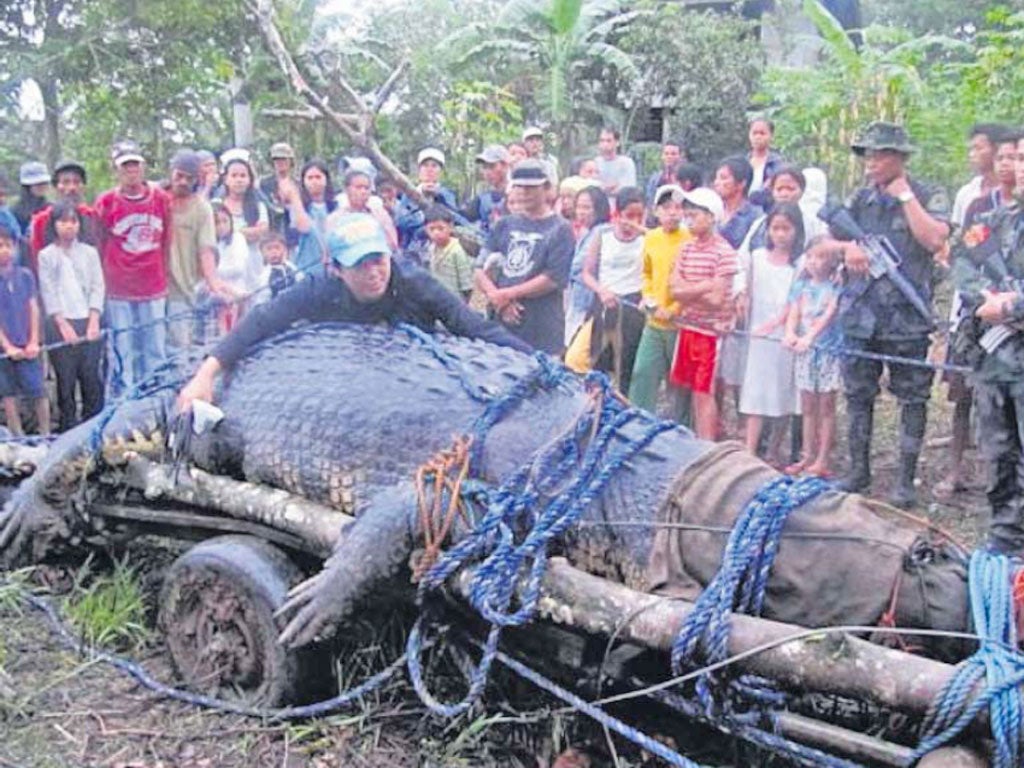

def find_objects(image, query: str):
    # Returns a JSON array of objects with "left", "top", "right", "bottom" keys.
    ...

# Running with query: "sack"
[{"left": 565, "top": 318, "right": 594, "bottom": 373}]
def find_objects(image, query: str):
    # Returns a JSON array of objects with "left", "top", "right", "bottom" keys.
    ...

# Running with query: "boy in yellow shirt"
[{"left": 628, "top": 185, "right": 691, "bottom": 420}]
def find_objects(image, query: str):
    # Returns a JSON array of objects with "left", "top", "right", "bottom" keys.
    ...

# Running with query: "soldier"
[
  {"left": 952, "top": 187, "right": 1024, "bottom": 555},
  {"left": 822, "top": 122, "right": 950, "bottom": 507}
]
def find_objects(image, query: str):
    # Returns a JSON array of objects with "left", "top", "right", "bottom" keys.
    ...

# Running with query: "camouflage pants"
[{"left": 974, "top": 380, "right": 1024, "bottom": 553}]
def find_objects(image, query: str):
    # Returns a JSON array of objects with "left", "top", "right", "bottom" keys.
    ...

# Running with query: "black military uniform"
[
  {"left": 952, "top": 199, "right": 1024, "bottom": 554},
  {"left": 834, "top": 123, "right": 949, "bottom": 507}
]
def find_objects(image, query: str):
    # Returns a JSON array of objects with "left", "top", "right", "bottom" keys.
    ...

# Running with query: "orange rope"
[{"left": 413, "top": 435, "right": 474, "bottom": 581}]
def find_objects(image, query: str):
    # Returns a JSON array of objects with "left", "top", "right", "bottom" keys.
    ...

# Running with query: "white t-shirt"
[{"left": 596, "top": 228, "right": 643, "bottom": 297}]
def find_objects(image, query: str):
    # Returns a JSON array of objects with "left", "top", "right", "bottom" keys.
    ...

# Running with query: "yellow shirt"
[{"left": 641, "top": 225, "right": 691, "bottom": 330}]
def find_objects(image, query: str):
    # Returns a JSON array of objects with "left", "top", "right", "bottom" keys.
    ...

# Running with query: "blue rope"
[
  {"left": 406, "top": 363, "right": 675, "bottom": 716},
  {"left": 670, "top": 475, "right": 831, "bottom": 681},
  {"left": 912, "top": 550, "right": 1024, "bottom": 768},
  {"left": 18, "top": 589, "right": 413, "bottom": 720}
]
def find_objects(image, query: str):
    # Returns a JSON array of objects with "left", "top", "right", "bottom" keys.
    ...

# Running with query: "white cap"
[
  {"left": 653, "top": 184, "right": 685, "bottom": 207},
  {"left": 680, "top": 187, "right": 725, "bottom": 224},
  {"left": 220, "top": 147, "right": 252, "bottom": 169},
  {"left": 417, "top": 147, "right": 445, "bottom": 167},
  {"left": 522, "top": 126, "right": 544, "bottom": 141}
]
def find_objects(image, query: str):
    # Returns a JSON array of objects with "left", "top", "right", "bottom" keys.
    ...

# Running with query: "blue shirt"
[
  {"left": 0, "top": 266, "right": 37, "bottom": 347},
  {"left": 788, "top": 276, "right": 840, "bottom": 348},
  {"left": 718, "top": 201, "right": 761, "bottom": 250}
]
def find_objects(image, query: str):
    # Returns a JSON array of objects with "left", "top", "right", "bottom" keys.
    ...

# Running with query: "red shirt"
[{"left": 94, "top": 184, "right": 171, "bottom": 300}]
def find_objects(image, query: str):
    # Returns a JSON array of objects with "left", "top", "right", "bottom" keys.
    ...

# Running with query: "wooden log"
[
  {"left": 120, "top": 458, "right": 352, "bottom": 557},
  {"left": 916, "top": 746, "right": 989, "bottom": 767},
  {"left": 453, "top": 558, "right": 970, "bottom": 721}
]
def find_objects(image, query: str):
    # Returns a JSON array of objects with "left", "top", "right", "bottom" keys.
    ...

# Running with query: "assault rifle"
[
  {"left": 817, "top": 203, "right": 935, "bottom": 327},
  {"left": 962, "top": 232, "right": 1024, "bottom": 354}
]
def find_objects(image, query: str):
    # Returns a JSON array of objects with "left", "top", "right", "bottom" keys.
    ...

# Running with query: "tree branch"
[
  {"left": 249, "top": 0, "right": 426, "bottom": 207},
  {"left": 371, "top": 59, "right": 409, "bottom": 116}
]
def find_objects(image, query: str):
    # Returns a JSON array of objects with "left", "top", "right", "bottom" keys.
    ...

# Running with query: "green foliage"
[
  {"left": 441, "top": 81, "right": 523, "bottom": 197},
  {"left": 864, "top": 0, "right": 1024, "bottom": 35},
  {"left": 65, "top": 557, "right": 149, "bottom": 651},
  {"left": 758, "top": 0, "right": 1024, "bottom": 195},
  {"left": 450, "top": 0, "right": 643, "bottom": 149},
  {"left": 617, "top": 2, "right": 763, "bottom": 167}
]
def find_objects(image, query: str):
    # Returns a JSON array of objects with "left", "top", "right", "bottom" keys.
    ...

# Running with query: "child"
[
  {"left": 628, "top": 185, "right": 691, "bottom": 419},
  {"left": 668, "top": 188, "right": 738, "bottom": 440},
  {"left": 257, "top": 230, "right": 300, "bottom": 301},
  {"left": 37, "top": 201, "right": 104, "bottom": 432},
  {"left": 0, "top": 221, "right": 49, "bottom": 435},
  {"left": 739, "top": 203, "right": 803, "bottom": 462},
  {"left": 208, "top": 202, "right": 251, "bottom": 335},
  {"left": 424, "top": 206, "right": 475, "bottom": 302},
  {"left": 784, "top": 236, "right": 841, "bottom": 477}
]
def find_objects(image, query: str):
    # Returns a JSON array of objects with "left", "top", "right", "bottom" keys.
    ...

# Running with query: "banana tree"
[{"left": 448, "top": 0, "right": 646, "bottom": 148}]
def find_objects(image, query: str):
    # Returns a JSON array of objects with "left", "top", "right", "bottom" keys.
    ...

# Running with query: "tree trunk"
[
  {"left": 39, "top": 77, "right": 61, "bottom": 169},
  {"left": 457, "top": 558, "right": 979, "bottom": 724}
]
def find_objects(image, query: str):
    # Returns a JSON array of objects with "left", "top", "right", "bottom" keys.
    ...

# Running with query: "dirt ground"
[{"left": 0, "top": 383, "right": 992, "bottom": 768}]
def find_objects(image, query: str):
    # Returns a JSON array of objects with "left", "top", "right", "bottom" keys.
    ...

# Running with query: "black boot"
[
  {"left": 890, "top": 403, "right": 927, "bottom": 508},
  {"left": 890, "top": 451, "right": 920, "bottom": 508},
  {"left": 838, "top": 402, "right": 873, "bottom": 493}
]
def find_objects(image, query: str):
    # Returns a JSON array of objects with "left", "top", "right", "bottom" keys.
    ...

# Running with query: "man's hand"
[
  {"left": 176, "top": 357, "right": 223, "bottom": 413},
  {"left": 884, "top": 175, "right": 912, "bottom": 200},
  {"left": 85, "top": 316, "right": 101, "bottom": 341},
  {"left": 976, "top": 289, "right": 1019, "bottom": 324},
  {"left": 487, "top": 287, "right": 513, "bottom": 312},
  {"left": 793, "top": 335, "right": 812, "bottom": 353},
  {"left": 653, "top": 307, "right": 675, "bottom": 323},
  {"left": 2, "top": 343, "right": 23, "bottom": 361},
  {"left": 499, "top": 302, "right": 524, "bottom": 326},
  {"left": 842, "top": 243, "right": 870, "bottom": 276},
  {"left": 23, "top": 341, "right": 39, "bottom": 360}
]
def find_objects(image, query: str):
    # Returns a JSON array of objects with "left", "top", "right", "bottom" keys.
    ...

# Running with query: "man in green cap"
[{"left": 819, "top": 121, "right": 950, "bottom": 508}]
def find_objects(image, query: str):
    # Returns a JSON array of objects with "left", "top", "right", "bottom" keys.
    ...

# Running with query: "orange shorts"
[{"left": 669, "top": 329, "right": 718, "bottom": 394}]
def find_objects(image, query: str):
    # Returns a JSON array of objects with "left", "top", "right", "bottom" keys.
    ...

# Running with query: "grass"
[{"left": 64, "top": 555, "right": 150, "bottom": 652}]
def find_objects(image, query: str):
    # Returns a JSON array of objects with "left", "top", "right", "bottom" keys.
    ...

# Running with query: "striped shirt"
[{"left": 673, "top": 232, "right": 738, "bottom": 333}]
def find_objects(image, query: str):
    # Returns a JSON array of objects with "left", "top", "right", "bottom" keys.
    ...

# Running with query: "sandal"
[{"left": 783, "top": 460, "right": 808, "bottom": 476}]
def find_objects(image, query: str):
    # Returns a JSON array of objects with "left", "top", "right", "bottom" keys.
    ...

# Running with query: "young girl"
[
  {"left": 577, "top": 186, "right": 647, "bottom": 393},
  {"left": 284, "top": 159, "right": 339, "bottom": 277},
  {"left": 208, "top": 203, "right": 251, "bottom": 336},
  {"left": 739, "top": 202, "right": 803, "bottom": 461},
  {"left": 216, "top": 157, "right": 269, "bottom": 291},
  {"left": 784, "top": 238, "right": 841, "bottom": 477},
  {"left": 37, "top": 200, "right": 104, "bottom": 432}
]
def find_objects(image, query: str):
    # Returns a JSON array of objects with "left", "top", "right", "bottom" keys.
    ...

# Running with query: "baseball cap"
[
  {"left": 680, "top": 187, "right": 725, "bottom": 224},
  {"left": 52, "top": 160, "right": 87, "bottom": 184},
  {"left": 654, "top": 184, "right": 685, "bottom": 207},
  {"left": 111, "top": 140, "right": 145, "bottom": 167},
  {"left": 510, "top": 159, "right": 549, "bottom": 187},
  {"left": 219, "top": 147, "right": 252, "bottom": 168},
  {"left": 417, "top": 147, "right": 446, "bottom": 167},
  {"left": 476, "top": 145, "right": 510, "bottom": 164},
  {"left": 270, "top": 142, "right": 295, "bottom": 160},
  {"left": 19, "top": 161, "right": 50, "bottom": 186},
  {"left": 522, "top": 126, "right": 544, "bottom": 141},
  {"left": 169, "top": 149, "right": 201, "bottom": 179},
  {"left": 325, "top": 213, "right": 391, "bottom": 268}
]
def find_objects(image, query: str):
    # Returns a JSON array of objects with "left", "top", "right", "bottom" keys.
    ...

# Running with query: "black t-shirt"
[
  {"left": 212, "top": 262, "right": 532, "bottom": 369},
  {"left": 483, "top": 213, "right": 574, "bottom": 354}
]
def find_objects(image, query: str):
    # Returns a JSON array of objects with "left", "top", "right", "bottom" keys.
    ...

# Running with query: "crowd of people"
[{"left": 4, "top": 117, "right": 1024, "bottom": 554}]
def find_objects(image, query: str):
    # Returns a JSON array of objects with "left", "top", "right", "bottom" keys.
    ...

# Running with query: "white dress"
[{"left": 739, "top": 248, "right": 798, "bottom": 417}]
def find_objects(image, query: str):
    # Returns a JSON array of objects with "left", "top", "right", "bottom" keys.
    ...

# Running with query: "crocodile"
[{"left": 0, "top": 322, "right": 971, "bottom": 658}]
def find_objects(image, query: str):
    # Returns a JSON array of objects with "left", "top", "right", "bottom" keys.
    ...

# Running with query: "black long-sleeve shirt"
[{"left": 212, "top": 261, "right": 533, "bottom": 369}]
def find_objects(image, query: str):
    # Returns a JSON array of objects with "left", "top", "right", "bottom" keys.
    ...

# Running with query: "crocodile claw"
[{"left": 277, "top": 565, "right": 343, "bottom": 648}]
